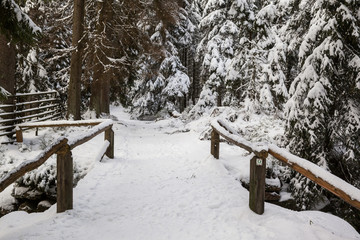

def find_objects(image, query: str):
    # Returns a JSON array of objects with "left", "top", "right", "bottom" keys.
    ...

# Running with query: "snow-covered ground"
[{"left": 0, "top": 106, "right": 359, "bottom": 240}]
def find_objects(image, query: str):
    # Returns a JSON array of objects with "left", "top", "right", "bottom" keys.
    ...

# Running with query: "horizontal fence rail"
[
  {"left": 0, "top": 91, "right": 61, "bottom": 140},
  {"left": 0, "top": 119, "right": 114, "bottom": 213},
  {"left": 210, "top": 118, "right": 360, "bottom": 214}
]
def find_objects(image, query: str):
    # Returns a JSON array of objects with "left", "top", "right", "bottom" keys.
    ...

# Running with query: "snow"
[
  {"left": 211, "top": 118, "right": 268, "bottom": 154},
  {"left": 95, "top": 140, "right": 110, "bottom": 162},
  {"left": 0, "top": 87, "right": 11, "bottom": 98},
  {"left": 269, "top": 144, "right": 360, "bottom": 203},
  {"left": 17, "top": 119, "right": 110, "bottom": 128},
  {"left": 0, "top": 107, "right": 359, "bottom": 239},
  {"left": 2, "top": 0, "right": 41, "bottom": 34},
  {"left": 0, "top": 184, "right": 16, "bottom": 210},
  {"left": 67, "top": 119, "right": 113, "bottom": 147}
]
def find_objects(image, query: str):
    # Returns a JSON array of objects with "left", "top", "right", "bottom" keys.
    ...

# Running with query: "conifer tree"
[
  {"left": 131, "top": 0, "right": 195, "bottom": 118},
  {"left": 191, "top": 0, "right": 288, "bottom": 117},
  {"left": 284, "top": 0, "right": 360, "bottom": 210},
  {"left": 191, "top": 0, "right": 237, "bottom": 116}
]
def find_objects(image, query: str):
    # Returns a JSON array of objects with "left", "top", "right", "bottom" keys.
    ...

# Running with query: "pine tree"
[
  {"left": 226, "top": 0, "right": 288, "bottom": 114},
  {"left": 191, "top": 0, "right": 288, "bottom": 117},
  {"left": 191, "top": 0, "right": 236, "bottom": 116},
  {"left": 0, "top": 0, "right": 41, "bottom": 45},
  {"left": 131, "top": 0, "right": 194, "bottom": 118},
  {"left": 284, "top": 0, "right": 360, "bottom": 210}
]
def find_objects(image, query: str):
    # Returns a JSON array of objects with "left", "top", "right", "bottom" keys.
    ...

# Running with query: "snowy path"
[{"left": 0, "top": 112, "right": 359, "bottom": 239}]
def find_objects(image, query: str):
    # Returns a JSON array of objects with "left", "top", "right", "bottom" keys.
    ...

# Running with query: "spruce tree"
[
  {"left": 226, "top": 0, "right": 288, "bottom": 114},
  {"left": 192, "top": 0, "right": 288, "bottom": 117},
  {"left": 131, "top": 0, "right": 195, "bottom": 118},
  {"left": 0, "top": 0, "right": 41, "bottom": 45},
  {"left": 284, "top": 0, "right": 360, "bottom": 210},
  {"left": 191, "top": 0, "right": 236, "bottom": 116}
]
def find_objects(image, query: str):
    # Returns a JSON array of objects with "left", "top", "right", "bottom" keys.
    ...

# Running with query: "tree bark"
[
  {"left": 0, "top": 34, "right": 16, "bottom": 135},
  {"left": 90, "top": 0, "right": 111, "bottom": 117},
  {"left": 0, "top": 34, "right": 16, "bottom": 96},
  {"left": 67, "top": 0, "right": 85, "bottom": 120}
]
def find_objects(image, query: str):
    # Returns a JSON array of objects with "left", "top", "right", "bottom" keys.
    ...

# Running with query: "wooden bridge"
[
  {"left": 210, "top": 118, "right": 360, "bottom": 214},
  {"left": 0, "top": 119, "right": 114, "bottom": 213},
  {"left": 1, "top": 114, "right": 359, "bottom": 217}
]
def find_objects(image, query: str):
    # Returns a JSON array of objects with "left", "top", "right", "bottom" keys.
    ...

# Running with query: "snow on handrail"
[
  {"left": 210, "top": 118, "right": 360, "bottom": 210},
  {"left": 1, "top": 119, "right": 115, "bottom": 195},
  {"left": 13, "top": 90, "right": 58, "bottom": 97},
  {"left": 17, "top": 119, "right": 108, "bottom": 128},
  {"left": 0, "top": 138, "right": 68, "bottom": 193},
  {"left": 211, "top": 118, "right": 268, "bottom": 158},
  {"left": 15, "top": 97, "right": 58, "bottom": 107},
  {"left": 269, "top": 144, "right": 360, "bottom": 209},
  {"left": 68, "top": 119, "right": 114, "bottom": 149}
]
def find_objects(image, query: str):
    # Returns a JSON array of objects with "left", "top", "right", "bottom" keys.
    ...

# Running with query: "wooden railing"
[
  {"left": 211, "top": 119, "right": 360, "bottom": 214},
  {"left": 0, "top": 119, "right": 114, "bottom": 213},
  {"left": 0, "top": 91, "right": 61, "bottom": 139}
]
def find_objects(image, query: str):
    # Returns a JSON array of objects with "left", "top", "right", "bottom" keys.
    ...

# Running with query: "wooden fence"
[
  {"left": 0, "top": 120, "right": 114, "bottom": 213},
  {"left": 211, "top": 119, "right": 360, "bottom": 214},
  {"left": 0, "top": 91, "right": 61, "bottom": 140}
]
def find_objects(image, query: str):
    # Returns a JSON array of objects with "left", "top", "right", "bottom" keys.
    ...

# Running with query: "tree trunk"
[
  {"left": 67, "top": 0, "right": 85, "bottom": 120},
  {"left": 0, "top": 34, "right": 16, "bottom": 135},
  {"left": 0, "top": 34, "right": 16, "bottom": 96},
  {"left": 90, "top": 0, "right": 111, "bottom": 117}
]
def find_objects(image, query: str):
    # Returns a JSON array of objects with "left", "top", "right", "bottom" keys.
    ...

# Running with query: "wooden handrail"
[
  {"left": 15, "top": 119, "right": 108, "bottom": 142},
  {"left": 0, "top": 91, "right": 62, "bottom": 139},
  {"left": 12, "top": 90, "right": 58, "bottom": 97},
  {"left": 0, "top": 138, "right": 68, "bottom": 193},
  {"left": 212, "top": 119, "right": 268, "bottom": 159},
  {"left": 269, "top": 145, "right": 360, "bottom": 210},
  {"left": 69, "top": 121, "right": 113, "bottom": 150},
  {"left": 15, "top": 98, "right": 58, "bottom": 107},
  {"left": 210, "top": 118, "right": 360, "bottom": 214},
  {"left": 0, "top": 119, "right": 115, "bottom": 213},
  {"left": 17, "top": 119, "right": 105, "bottom": 128}
]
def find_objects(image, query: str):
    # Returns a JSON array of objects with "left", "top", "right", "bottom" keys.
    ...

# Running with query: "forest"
[{"left": 0, "top": 0, "right": 360, "bottom": 231}]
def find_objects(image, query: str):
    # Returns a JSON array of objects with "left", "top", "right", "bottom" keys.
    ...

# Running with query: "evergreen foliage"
[
  {"left": 0, "top": 0, "right": 41, "bottom": 45},
  {"left": 131, "top": 0, "right": 196, "bottom": 118},
  {"left": 192, "top": 0, "right": 288, "bottom": 117},
  {"left": 284, "top": 0, "right": 360, "bottom": 210},
  {"left": 2, "top": 0, "right": 360, "bottom": 230}
]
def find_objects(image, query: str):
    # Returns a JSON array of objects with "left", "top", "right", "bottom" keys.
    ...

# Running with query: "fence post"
[
  {"left": 249, "top": 155, "right": 266, "bottom": 214},
  {"left": 15, "top": 127, "right": 23, "bottom": 142},
  {"left": 105, "top": 126, "right": 114, "bottom": 159},
  {"left": 211, "top": 129, "right": 220, "bottom": 159},
  {"left": 56, "top": 144, "right": 73, "bottom": 213}
]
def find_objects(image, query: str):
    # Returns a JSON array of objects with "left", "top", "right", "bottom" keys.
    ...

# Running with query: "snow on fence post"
[
  {"left": 56, "top": 143, "right": 73, "bottom": 213},
  {"left": 211, "top": 129, "right": 220, "bottom": 159},
  {"left": 105, "top": 127, "right": 114, "bottom": 159},
  {"left": 249, "top": 154, "right": 266, "bottom": 215},
  {"left": 15, "top": 126, "right": 23, "bottom": 142}
]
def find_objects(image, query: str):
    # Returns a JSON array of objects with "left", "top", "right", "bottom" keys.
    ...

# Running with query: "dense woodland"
[{"left": 1, "top": 0, "right": 360, "bottom": 229}]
